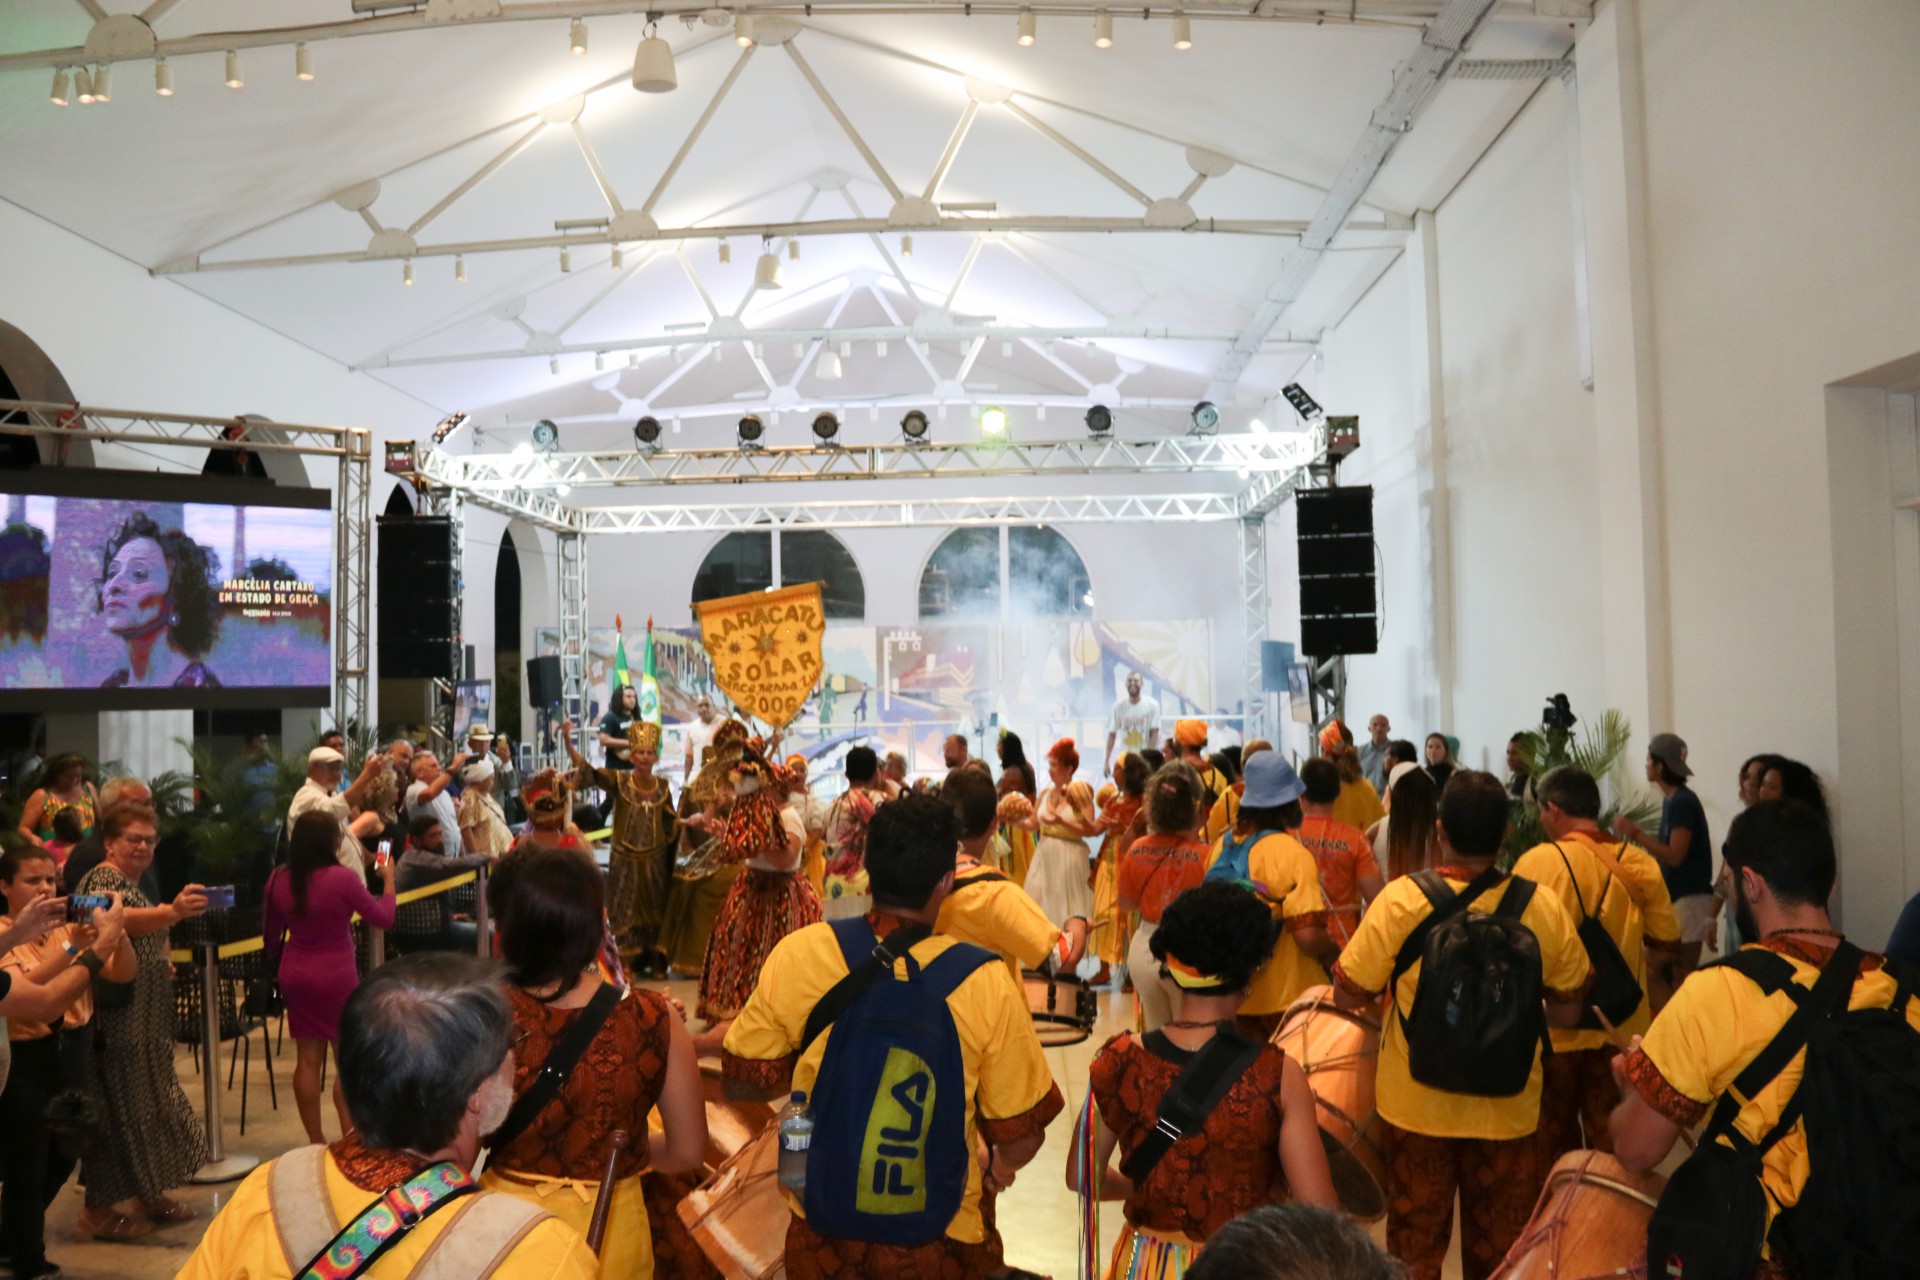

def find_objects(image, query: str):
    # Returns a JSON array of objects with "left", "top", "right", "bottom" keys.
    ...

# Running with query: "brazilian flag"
[{"left": 639, "top": 616, "right": 661, "bottom": 725}]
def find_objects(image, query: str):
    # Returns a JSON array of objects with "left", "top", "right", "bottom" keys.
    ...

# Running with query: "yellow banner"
[{"left": 696, "top": 581, "right": 826, "bottom": 730}]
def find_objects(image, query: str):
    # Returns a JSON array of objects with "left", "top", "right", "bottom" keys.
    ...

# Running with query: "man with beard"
[{"left": 175, "top": 953, "right": 596, "bottom": 1280}]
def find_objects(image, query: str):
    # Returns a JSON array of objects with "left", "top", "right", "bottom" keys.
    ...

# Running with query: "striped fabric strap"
[
  {"left": 1076, "top": 1092, "right": 1100, "bottom": 1280},
  {"left": 298, "top": 1163, "right": 477, "bottom": 1280}
]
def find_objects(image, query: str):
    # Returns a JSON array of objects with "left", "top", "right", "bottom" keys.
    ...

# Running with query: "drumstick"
[
  {"left": 1591, "top": 1006, "right": 1697, "bottom": 1152},
  {"left": 586, "top": 1129, "right": 630, "bottom": 1255}
]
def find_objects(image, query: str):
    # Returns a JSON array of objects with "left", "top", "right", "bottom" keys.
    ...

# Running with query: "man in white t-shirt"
[
  {"left": 404, "top": 751, "right": 469, "bottom": 858},
  {"left": 681, "top": 695, "right": 720, "bottom": 778},
  {"left": 288, "top": 747, "right": 383, "bottom": 871},
  {"left": 1104, "top": 672, "right": 1161, "bottom": 771}
]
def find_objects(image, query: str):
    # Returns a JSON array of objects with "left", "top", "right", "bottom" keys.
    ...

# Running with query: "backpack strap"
[
  {"left": 270, "top": 1145, "right": 341, "bottom": 1273},
  {"left": 1706, "top": 942, "right": 1864, "bottom": 1154},
  {"left": 1118, "top": 1027, "right": 1265, "bottom": 1182},
  {"left": 1551, "top": 843, "right": 1598, "bottom": 921},
  {"left": 403, "top": 1191, "right": 553, "bottom": 1280},
  {"left": 1388, "top": 866, "right": 1505, "bottom": 993},
  {"left": 913, "top": 939, "right": 1000, "bottom": 1001},
  {"left": 487, "top": 983, "right": 622, "bottom": 1154},
  {"left": 799, "top": 918, "right": 934, "bottom": 1055},
  {"left": 1494, "top": 875, "right": 1537, "bottom": 921},
  {"left": 951, "top": 870, "right": 1009, "bottom": 891}
]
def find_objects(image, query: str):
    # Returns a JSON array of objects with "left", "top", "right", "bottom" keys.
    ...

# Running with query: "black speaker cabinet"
[
  {"left": 1296, "top": 486, "right": 1377, "bottom": 657},
  {"left": 377, "top": 516, "right": 457, "bottom": 679},
  {"left": 525, "top": 655, "right": 563, "bottom": 709}
]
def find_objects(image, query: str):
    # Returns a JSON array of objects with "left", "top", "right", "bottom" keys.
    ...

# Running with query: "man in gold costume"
[{"left": 562, "top": 718, "right": 677, "bottom": 978}]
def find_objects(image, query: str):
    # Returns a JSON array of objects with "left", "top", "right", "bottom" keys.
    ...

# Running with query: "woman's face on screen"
[{"left": 102, "top": 536, "right": 171, "bottom": 636}]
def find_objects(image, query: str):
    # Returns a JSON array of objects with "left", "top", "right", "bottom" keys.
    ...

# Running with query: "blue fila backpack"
[{"left": 799, "top": 916, "right": 998, "bottom": 1246}]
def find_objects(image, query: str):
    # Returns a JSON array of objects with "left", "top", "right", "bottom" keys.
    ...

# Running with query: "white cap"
[
  {"left": 463, "top": 758, "right": 495, "bottom": 783},
  {"left": 308, "top": 746, "right": 345, "bottom": 767}
]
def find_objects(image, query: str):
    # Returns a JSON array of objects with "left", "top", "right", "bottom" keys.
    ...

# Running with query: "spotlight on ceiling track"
[
  {"left": 570, "top": 18, "right": 589, "bottom": 55},
  {"left": 980, "top": 406, "right": 1009, "bottom": 437},
  {"left": 431, "top": 412, "right": 471, "bottom": 445},
  {"left": 75, "top": 68, "right": 94, "bottom": 104},
  {"left": 455, "top": 255, "right": 467, "bottom": 282},
  {"left": 812, "top": 412, "right": 841, "bottom": 444},
  {"left": 1084, "top": 404, "right": 1112, "bottom": 436},
  {"left": 1094, "top": 10, "right": 1113, "bottom": 47},
  {"left": 754, "top": 248, "right": 782, "bottom": 289},
  {"left": 634, "top": 415, "right": 663, "bottom": 449},
  {"left": 632, "top": 25, "right": 677, "bottom": 92},
  {"left": 1280, "top": 382, "right": 1324, "bottom": 421},
  {"left": 154, "top": 58, "right": 172, "bottom": 95},
  {"left": 559, "top": 247, "right": 572, "bottom": 272},
  {"left": 532, "top": 419, "right": 560, "bottom": 450},
  {"left": 734, "top": 13, "right": 754, "bottom": 45},
  {"left": 1017, "top": 8, "right": 1036, "bottom": 44},
  {"left": 296, "top": 42, "right": 314, "bottom": 80},
  {"left": 225, "top": 50, "right": 243, "bottom": 89},
  {"left": 816, "top": 350, "right": 842, "bottom": 380},
  {"left": 737, "top": 414, "right": 765, "bottom": 449},
  {"left": 402, "top": 261, "right": 414, "bottom": 286},
  {"left": 91, "top": 64, "right": 111, "bottom": 102},
  {"left": 50, "top": 68, "right": 69, "bottom": 106},
  {"left": 611, "top": 245, "right": 624, "bottom": 269},
  {"left": 1172, "top": 13, "right": 1191, "bottom": 48},
  {"left": 718, "top": 240, "right": 731, "bottom": 264},
  {"left": 900, "top": 409, "right": 930, "bottom": 441},
  {"left": 900, "top": 234, "right": 914, "bottom": 258},
  {"left": 1189, "top": 400, "right": 1219, "bottom": 434}
]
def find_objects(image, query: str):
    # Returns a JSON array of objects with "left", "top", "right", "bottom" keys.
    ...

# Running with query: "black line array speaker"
[
  {"left": 377, "top": 515, "right": 457, "bottom": 680},
  {"left": 1297, "top": 486, "right": 1377, "bottom": 657},
  {"left": 525, "top": 655, "right": 563, "bottom": 709}
]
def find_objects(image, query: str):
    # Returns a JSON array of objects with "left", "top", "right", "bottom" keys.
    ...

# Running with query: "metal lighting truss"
[
  {"left": 557, "top": 530, "right": 591, "bottom": 757},
  {"left": 0, "top": 399, "right": 375, "bottom": 735},
  {"left": 1239, "top": 514, "right": 1272, "bottom": 745}
]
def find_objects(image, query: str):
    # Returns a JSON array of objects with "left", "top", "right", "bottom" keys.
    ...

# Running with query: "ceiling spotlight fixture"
[
  {"left": 876, "top": 340, "right": 888, "bottom": 357},
  {"left": 632, "top": 25, "right": 677, "bottom": 92},
  {"left": 734, "top": 13, "right": 754, "bottom": 45},
  {"left": 628, "top": 352, "right": 639, "bottom": 368},
  {"left": 611, "top": 245, "right": 624, "bottom": 269},
  {"left": 532, "top": 419, "right": 560, "bottom": 450},
  {"left": 900, "top": 234, "right": 914, "bottom": 258},
  {"left": 549, "top": 358, "right": 560, "bottom": 375},
  {"left": 812, "top": 411, "right": 841, "bottom": 443},
  {"left": 718, "top": 240, "right": 731, "bottom": 264},
  {"left": 154, "top": 58, "right": 172, "bottom": 95},
  {"left": 754, "top": 245, "right": 782, "bottom": 289},
  {"left": 816, "top": 350, "right": 843, "bottom": 380},
  {"left": 980, "top": 406, "right": 1009, "bottom": 437},
  {"left": 737, "top": 414, "right": 765, "bottom": 448},
  {"left": 634, "top": 415, "right": 663, "bottom": 448},
  {"left": 50, "top": 68, "right": 69, "bottom": 106},
  {"left": 1280, "top": 382, "right": 1324, "bottom": 421},
  {"left": 225, "top": 50, "right": 243, "bottom": 89},
  {"left": 403, "top": 260, "right": 414, "bottom": 286},
  {"left": 430, "top": 412, "right": 470, "bottom": 444},
  {"left": 455, "top": 255, "right": 467, "bottom": 282},
  {"left": 75, "top": 68, "right": 95, "bottom": 104},
  {"left": 839, "top": 340, "right": 852, "bottom": 359},
  {"left": 900, "top": 409, "right": 930, "bottom": 440},
  {"left": 570, "top": 18, "right": 589, "bottom": 55},
  {"left": 555, "top": 482, "right": 573, "bottom": 497},
  {"left": 793, "top": 342, "right": 806, "bottom": 359},
  {"left": 1248, "top": 417, "right": 1268, "bottom": 435},
  {"left": 1017, "top": 8, "right": 1036, "bottom": 44},
  {"left": 91, "top": 64, "right": 111, "bottom": 102},
  {"left": 296, "top": 42, "right": 315, "bottom": 79},
  {"left": 1172, "top": 13, "right": 1191, "bottom": 48},
  {"left": 1190, "top": 400, "right": 1219, "bottom": 433},
  {"left": 1001, "top": 340, "right": 1014, "bottom": 358},
  {"left": 1085, "top": 403, "right": 1113, "bottom": 435},
  {"left": 788, "top": 239, "right": 800, "bottom": 261},
  {"left": 594, "top": 352, "right": 605, "bottom": 372},
  {"left": 1094, "top": 10, "right": 1113, "bottom": 47},
  {"left": 560, "top": 247, "right": 572, "bottom": 272}
]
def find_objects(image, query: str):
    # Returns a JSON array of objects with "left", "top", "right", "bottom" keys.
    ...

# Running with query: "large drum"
[
  {"left": 678, "top": 1125, "right": 787, "bottom": 1280},
  {"left": 1270, "top": 984, "right": 1387, "bottom": 1221},
  {"left": 1492, "top": 1149, "right": 1665, "bottom": 1280},
  {"left": 701, "top": 1061, "right": 776, "bottom": 1172},
  {"left": 1022, "top": 968, "right": 1097, "bottom": 1047}
]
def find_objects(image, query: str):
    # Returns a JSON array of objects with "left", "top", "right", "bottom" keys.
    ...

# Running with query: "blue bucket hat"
[{"left": 1241, "top": 751, "right": 1305, "bottom": 808}]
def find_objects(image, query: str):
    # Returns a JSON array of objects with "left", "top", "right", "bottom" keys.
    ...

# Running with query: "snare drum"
[
  {"left": 1492, "top": 1149, "right": 1664, "bottom": 1280},
  {"left": 1271, "top": 984, "right": 1387, "bottom": 1221},
  {"left": 700, "top": 1061, "right": 776, "bottom": 1172},
  {"left": 678, "top": 1125, "right": 788, "bottom": 1280},
  {"left": 1022, "top": 969, "right": 1096, "bottom": 1047}
]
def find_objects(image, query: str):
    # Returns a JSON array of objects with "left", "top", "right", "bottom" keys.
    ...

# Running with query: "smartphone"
[
  {"left": 202, "top": 885, "right": 236, "bottom": 910},
  {"left": 375, "top": 840, "right": 393, "bottom": 871},
  {"left": 66, "top": 893, "right": 112, "bottom": 924}
]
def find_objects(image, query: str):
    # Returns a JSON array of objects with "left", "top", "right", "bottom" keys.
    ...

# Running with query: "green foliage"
[
  {"left": 165, "top": 738, "right": 303, "bottom": 885},
  {"left": 1502, "top": 708, "right": 1661, "bottom": 863}
]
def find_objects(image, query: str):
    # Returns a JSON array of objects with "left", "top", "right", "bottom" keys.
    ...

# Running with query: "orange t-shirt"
[
  {"left": 1118, "top": 833, "right": 1211, "bottom": 924},
  {"left": 1297, "top": 815, "right": 1380, "bottom": 948}
]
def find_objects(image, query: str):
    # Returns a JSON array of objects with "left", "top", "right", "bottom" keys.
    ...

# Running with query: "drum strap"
[{"left": 1119, "top": 1026, "right": 1264, "bottom": 1182}]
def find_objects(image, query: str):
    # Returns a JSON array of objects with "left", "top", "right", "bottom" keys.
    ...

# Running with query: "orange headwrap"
[
  {"left": 1174, "top": 719, "right": 1208, "bottom": 748},
  {"left": 1319, "top": 719, "right": 1353, "bottom": 755}
]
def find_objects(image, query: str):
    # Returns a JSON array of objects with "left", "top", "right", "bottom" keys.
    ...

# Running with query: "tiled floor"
[{"left": 42, "top": 980, "right": 1464, "bottom": 1279}]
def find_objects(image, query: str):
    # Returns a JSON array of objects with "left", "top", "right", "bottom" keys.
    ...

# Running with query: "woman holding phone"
[{"left": 264, "top": 810, "right": 396, "bottom": 1144}]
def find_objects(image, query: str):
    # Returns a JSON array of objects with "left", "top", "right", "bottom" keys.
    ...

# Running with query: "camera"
[{"left": 1542, "top": 693, "right": 1577, "bottom": 733}]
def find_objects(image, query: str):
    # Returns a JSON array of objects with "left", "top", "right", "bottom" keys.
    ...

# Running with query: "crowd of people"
[{"left": 0, "top": 695, "right": 1912, "bottom": 1280}]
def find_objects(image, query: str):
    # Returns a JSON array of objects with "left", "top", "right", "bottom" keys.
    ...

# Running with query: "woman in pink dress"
[{"left": 264, "top": 810, "right": 396, "bottom": 1144}]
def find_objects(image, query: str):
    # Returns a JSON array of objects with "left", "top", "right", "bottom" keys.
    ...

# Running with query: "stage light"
[
  {"left": 431, "top": 412, "right": 470, "bottom": 444},
  {"left": 455, "top": 255, "right": 467, "bottom": 282},
  {"left": 549, "top": 358, "right": 560, "bottom": 375},
  {"left": 718, "top": 240, "right": 731, "bottom": 264},
  {"left": 50, "top": 68, "right": 69, "bottom": 106},
  {"left": 793, "top": 341, "right": 806, "bottom": 359},
  {"left": 1172, "top": 13, "right": 1191, "bottom": 48},
  {"left": 812, "top": 412, "right": 841, "bottom": 443},
  {"left": 788, "top": 239, "right": 800, "bottom": 261},
  {"left": 154, "top": 59, "right": 172, "bottom": 96},
  {"left": 560, "top": 247, "right": 572, "bottom": 272},
  {"left": 91, "top": 64, "right": 111, "bottom": 102},
  {"left": 839, "top": 340, "right": 852, "bottom": 359},
  {"left": 1190, "top": 400, "right": 1219, "bottom": 433},
  {"left": 816, "top": 351, "right": 843, "bottom": 380},
  {"left": 1018, "top": 9, "right": 1036, "bottom": 44},
  {"left": 628, "top": 352, "right": 639, "bottom": 368},
  {"left": 296, "top": 42, "right": 315, "bottom": 80},
  {"left": 634, "top": 416, "right": 663, "bottom": 448},
  {"left": 876, "top": 340, "right": 889, "bottom": 357},
  {"left": 735, "top": 13, "right": 754, "bottom": 45},
  {"left": 632, "top": 27, "right": 677, "bottom": 92},
  {"left": 594, "top": 352, "right": 605, "bottom": 372},
  {"left": 1085, "top": 404, "right": 1112, "bottom": 435},
  {"left": 75, "top": 68, "right": 94, "bottom": 104},
  {"left": 556, "top": 482, "right": 573, "bottom": 497},
  {"left": 1094, "top": 11, "right": 1113, "bottom": 47},
  {"left": 532, "top": 419, "right": 560, "bottom": 449},
  {"left": 570, "top": 18, "right": 589, "bottom": 55},
  {"left": 981, "top": 406, "right": 1009, "bottom": 437},
  {"left": 1248, "top": 417, "right": 1268, "bottom": 435},
  {"left": 1281, "top": 382, "right": 1324, "bottom": 421},
  {"left": 737, "top": 414, "right": 765, "bottom": 448},
  {"left": 754, "top": 249, "right": 782, "bottom": 289},
  {"left": 225, "top": 50, "right": 243, "bottom": 89},
  {"left": 901, "top": 410, "right": 930, "bottom": 440},
  {"left": 403, "top": 261, "right": 414, "bottom": 286},
  {"left": 900, "top": 234, "right": 914, "bottom": 258}
]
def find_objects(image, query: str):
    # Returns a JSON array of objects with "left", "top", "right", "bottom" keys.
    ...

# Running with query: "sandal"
[
  {"left": 73, "top": 1210, "right": 153, "bottom": 1243},
  {"left": 142, "top": 1198, "right": 199, "bottom": 1225}
]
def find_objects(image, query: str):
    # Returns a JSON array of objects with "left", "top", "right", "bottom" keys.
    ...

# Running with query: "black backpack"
[
  {"left": 1390, "top": 867, "right": 1548, "bottom": 1097},
  {"left": 1646, "top": 942, "right": 1920, "bottom": 1280},
  {"left": 1551, "top": 842, "right": 1643, "bottom": 1030}
]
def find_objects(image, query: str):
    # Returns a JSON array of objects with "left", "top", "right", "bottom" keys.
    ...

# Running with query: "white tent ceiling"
[{"left": 0, "top": 1, "right": 1580, "bottom": 448}]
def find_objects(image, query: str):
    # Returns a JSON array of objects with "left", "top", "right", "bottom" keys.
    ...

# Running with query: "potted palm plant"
[{"left": 1502, "top": 707, "right": 1660, "bottom": 864}]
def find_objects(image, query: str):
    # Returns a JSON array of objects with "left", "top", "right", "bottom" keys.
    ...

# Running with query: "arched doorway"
[
  {"left": 494, "top": 528, "right": 522, "bottom": 743},
  {"left": 918, "top": 525, "right": 1092, "bottom": 620},
  {"left": 691, "top": 529, "right": 866, "bottom": 620}
]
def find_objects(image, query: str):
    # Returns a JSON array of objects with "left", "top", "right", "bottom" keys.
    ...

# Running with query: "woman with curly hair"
[
  {"left": 1120, "top": 762, "right": 1214, "bottom": 1031},
  {"left": 17, "top": 754, "right": 97, "bottom": 850},
  {"left": 996, "top": 730, "right": 1038, "bottom": 800},
  {"left": 1069, "top": 881, "right": 1338, "bottom": 1279},
  {"left": 1028, "top": 738, "right": 1102, "bottom": 972},
  {"left": 95, "top": 512, "right": 222, "bottom": 689},
  {"left": 1089, "top": 752, "right": 1150, "bottom": 986}
]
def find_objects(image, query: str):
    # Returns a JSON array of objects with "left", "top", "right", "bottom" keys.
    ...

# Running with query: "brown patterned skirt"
[{"left": 698, "top": 867, "right": 822, "bottom": 1021}]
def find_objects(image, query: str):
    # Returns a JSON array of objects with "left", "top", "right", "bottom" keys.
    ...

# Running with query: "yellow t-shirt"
[
  {"left": 1204, "top": 831, "right": 1330, "bottom": 1016},
  {"left": 1629, "top": 941, "right": 1920, "bottom": 1234},
  {"left": 1332, "top": 869, "right": 1590, "bottom": 1140},
  {"left": 173, "top": 1150, "right": 598, "bottom": 1280},
  {"left": 1204, "top": 786, "right": 1241, "bottom": 847},
  {"left": 1331, "top": 777, "right": 1385, "bottom": 835},
  {"left": 1512, "top": 831, "right": 1682, "bottom": 1051},
  {"left": 937, "top": 863, "right": 1062, "bottom": 984},
  {"left": 720, "top": 919, "right": 1061, "bottom": 1243}
]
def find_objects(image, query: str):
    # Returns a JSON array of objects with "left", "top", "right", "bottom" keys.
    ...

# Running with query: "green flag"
[
  {"left": 639, "top": 616, "right": 661, "bottom": 724},
  {"left": 612, "top": 613, "right": 632, "bottom": 693}
]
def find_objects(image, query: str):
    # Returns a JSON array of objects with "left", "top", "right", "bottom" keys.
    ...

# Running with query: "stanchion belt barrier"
[{"left": 167, "top": 870, "right": 482, "bottom": 964}]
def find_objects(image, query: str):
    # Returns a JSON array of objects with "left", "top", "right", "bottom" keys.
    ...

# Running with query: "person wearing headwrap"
[
  {"left": 1173, "top": 720, "right": 1229, "bottom": 816},
  {"left": 1320, "top": 719, "right": 1386, "bottom": 834},
  {"left": 658, "top": 720, "right": 749, "bottom": 978},
  {"left": 1028, "top": 739, "right": 1102, "bottom": 972},
  {"left": 782, "top": 753, "right": 830, "bottom": 897},
  {"left": 561, "top": 717, "right": 679, "bottom": 978}
]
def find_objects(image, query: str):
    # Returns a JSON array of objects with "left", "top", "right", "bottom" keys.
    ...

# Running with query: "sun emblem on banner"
[{"left": 695, "top": 582, "right": 826, "bottom": 730}]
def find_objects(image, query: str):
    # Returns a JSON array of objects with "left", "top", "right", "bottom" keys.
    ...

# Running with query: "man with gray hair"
[
  {"left": 61, "top": 775, "right": 155, "bottom": 895},
  {"left": 176, "top": 953, "right": 597, "bottom": 1280}
]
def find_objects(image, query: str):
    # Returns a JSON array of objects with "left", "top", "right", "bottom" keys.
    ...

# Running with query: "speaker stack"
[
  {"left": 1296, "top": 486, "right": 1377, "bottom": 657},
  {"left": 376, "top": 516, "right": 458, "bottom": 680}
]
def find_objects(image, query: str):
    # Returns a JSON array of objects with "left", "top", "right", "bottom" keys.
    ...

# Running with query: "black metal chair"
[
  {"left": 387, "top": 896, "right": 459, "bottom": 956},
  {"left": 171, "top": 958, "right": 277, "bottom": 1135}
]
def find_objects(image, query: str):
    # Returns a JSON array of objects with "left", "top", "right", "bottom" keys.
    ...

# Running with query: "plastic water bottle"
[{"left": 777, "top": 1091, "right": 813, "bottom": 1194}]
